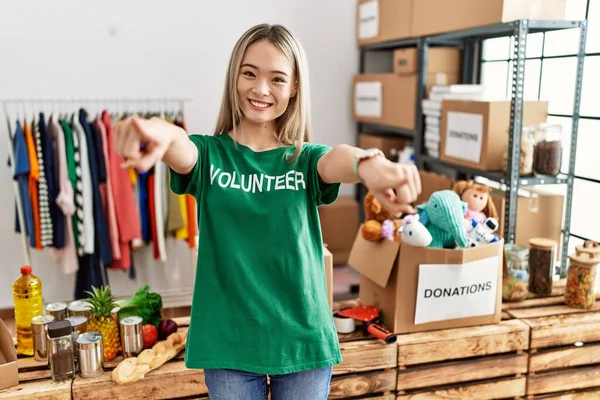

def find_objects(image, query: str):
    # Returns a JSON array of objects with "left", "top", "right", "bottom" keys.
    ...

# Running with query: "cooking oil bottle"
[{"left": 13, "top": 265, "right": 44, "bottom": 355}]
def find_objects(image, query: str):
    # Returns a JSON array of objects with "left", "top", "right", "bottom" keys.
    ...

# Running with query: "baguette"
[{"left": 112, "top": 331, "right": 188, "bottom": 384}]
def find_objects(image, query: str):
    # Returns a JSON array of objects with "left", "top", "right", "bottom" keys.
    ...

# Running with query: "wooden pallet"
[
  {"left": 504, "top": 280, "right": 600, "bottom": 399},
  {"left": 395, "top": 313, "right": 530, "bottom": 399},
  {"left": 3, "top": 300, "right": 398, "bottom": 400},
  {"left": 0, "top": 357, "right": 70, "bottom": 400}
]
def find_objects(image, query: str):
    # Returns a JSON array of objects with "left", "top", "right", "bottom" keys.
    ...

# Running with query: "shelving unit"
[{"left": 357, "top": 19, "right": 588, "bottom": 275}]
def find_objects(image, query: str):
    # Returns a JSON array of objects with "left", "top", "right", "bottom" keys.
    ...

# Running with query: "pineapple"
[{"left": 84, "top": 286, "right": 120, "bottom": 362}]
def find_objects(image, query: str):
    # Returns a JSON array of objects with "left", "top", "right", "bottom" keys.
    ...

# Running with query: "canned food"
[
  {"left": 45, "top": 302, "right": 68, "bottom": 321},
  {"left": 76, "top": 332, "right": 104, "bottom": 378},
  {"left": 68, "top": 300, "right": 91, "bottom": 318},
  {"left": 119, "top": 316, "right": 143, "bottom": 358},
  {"left": 31, "top": 314, "right": 55, "bottom": 362}
]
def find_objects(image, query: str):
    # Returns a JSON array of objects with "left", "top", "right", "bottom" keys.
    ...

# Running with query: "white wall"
[{"left": 0, "top": 0, "right": 359, "bottom": 309}]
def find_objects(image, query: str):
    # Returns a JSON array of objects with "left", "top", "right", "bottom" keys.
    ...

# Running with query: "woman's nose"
[{"left": 252, "top": 79, "right": 270, "bottom": 96}]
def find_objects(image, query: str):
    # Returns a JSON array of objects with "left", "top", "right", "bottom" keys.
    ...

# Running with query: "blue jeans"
[{"left": 204, "top": 366, "right": 333, "bottom": 400}]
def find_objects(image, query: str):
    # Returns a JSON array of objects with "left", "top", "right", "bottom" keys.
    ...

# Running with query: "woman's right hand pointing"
[{"left": 113, "top": 116, "right": 179, "bottom": 172}]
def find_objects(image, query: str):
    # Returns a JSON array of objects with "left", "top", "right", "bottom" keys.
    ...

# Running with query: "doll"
[{"left": 452, "top": 180, "right": 499, "bottom": 224}]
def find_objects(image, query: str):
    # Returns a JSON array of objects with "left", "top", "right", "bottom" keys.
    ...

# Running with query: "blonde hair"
[{"left": 213, "top": 23, "right": 311, "bottom": 161}]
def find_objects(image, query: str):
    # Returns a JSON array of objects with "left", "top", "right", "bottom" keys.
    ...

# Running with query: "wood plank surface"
[
  {"left": 329, "top": 369, "right": 396, "bottom": 399},
  {"left": 530, "top": 388, "right": 600, "bottom": 399},
  {"left": 333, "top": 339, "right": 397, "bottom": 375},
  {"left": 502, "top": 296, "right": 565, "bottom": 310},
  {"left": 529, "top": 343, "right": 600, "bottom": 373},
  {"left": 522, "top": 312, "right": 600, "bottom": 349},
  {"left": 397, "top": 376, "right": 526, "bottom": 399},
  {"left": 397, "top": 319, "right": 528, "bottom": 366},
  {"left": 0, "top": 380, "right": 71, "bottom": 400},
  {"left": 527, "top": 365, "right": 600, "bottom": 396},
  {"left": 397, "top": 353, "right": 528, "bottom": 391},
  {"left": 508, "top": 303, "right": 600, "bottom": 320},
  {"left": 72, "top": 360, "right": 207, "bottom": 400}
]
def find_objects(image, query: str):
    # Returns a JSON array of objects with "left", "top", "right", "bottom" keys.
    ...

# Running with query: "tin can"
[
  {"left": 68, "top": 300, "right": 91, "bottom": 318},
  {"left": 119, "top": 316, "right": 144, "bottom": 357},
  {"left": 45, "top": 302, "right": 68, "bottom": 321},
  {"left": 76, "top": 332, "right": 104, "bottom": 378},
  {"left": 111, "top": 306, "right": 121, "bottom": 325},
  {"left": 66, "top": 316, "right": 88, "bottom": 345},
  {"left": 31, "top": 314, "right": 55, "bottom": 362}
]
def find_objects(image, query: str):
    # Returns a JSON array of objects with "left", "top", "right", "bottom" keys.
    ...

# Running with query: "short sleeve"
[
  {"left": 303, "top": 143, "right": 341, "bottom": 206},
  {"left": 169, "top": 134, "right": 206, "bottom": 198}
]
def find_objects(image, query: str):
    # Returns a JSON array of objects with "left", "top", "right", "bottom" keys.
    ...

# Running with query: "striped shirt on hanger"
[{"left": 33, "top": 117, "right": 53, "bottom": 247}]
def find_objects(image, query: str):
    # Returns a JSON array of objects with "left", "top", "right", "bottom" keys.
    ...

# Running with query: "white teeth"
[{"left": 250, "top": 100, "right": 270, "bottom": 108}]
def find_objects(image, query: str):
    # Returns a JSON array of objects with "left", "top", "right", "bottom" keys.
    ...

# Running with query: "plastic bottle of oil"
[{"left": 13, "top": 265, "right": 44, "bottom": 355}]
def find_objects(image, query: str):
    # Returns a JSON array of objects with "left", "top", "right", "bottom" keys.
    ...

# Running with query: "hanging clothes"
[
  {"left": 102, "top": 110, "right": 141, "bottom": 270},
  {"left": 47, "top": 115, "right": 78, "bottom": 275},
  {"left": 72, "top": 114, "right": 95, "bottom": 255},
  {"left": 12, "top": 121, "right": 35, "bottom": 241},
  {"left": 23, "top": 120, "right": 42, "bottom": 250}
]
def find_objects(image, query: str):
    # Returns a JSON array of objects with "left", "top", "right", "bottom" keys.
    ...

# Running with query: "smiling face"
[
  {"left": 462, "top": 188, "right": 488, "bottom": 212},
  {"left": 236, "top": 39, "right": 297, "bottom": 127}
]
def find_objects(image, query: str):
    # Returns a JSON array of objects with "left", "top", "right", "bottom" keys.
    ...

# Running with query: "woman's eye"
[
  {"left": 273, "top": 77, "right": 285, "bottom": 83},
  {"left": 243, "top": 71, "right": 255, "bottom": 77}
]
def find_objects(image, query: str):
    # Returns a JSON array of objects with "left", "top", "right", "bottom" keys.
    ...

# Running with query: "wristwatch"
[{"left": 354, "top": 148, "right": 384, "bottom": 183}]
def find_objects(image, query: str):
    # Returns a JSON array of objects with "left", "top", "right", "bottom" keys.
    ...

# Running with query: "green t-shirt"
[{"left": 169, "top": 132, "right": 343, "bottom": 374}]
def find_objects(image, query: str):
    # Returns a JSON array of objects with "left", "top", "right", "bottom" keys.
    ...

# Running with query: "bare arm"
[
  {"left": 161, "top": 124, "right": 198, "bottom": 175},
  {"left": 317, "top": 143, "right": 421, "bottom": 214},
  {"left": 117, "top": 116, "right": 198, "bottom": 174}
]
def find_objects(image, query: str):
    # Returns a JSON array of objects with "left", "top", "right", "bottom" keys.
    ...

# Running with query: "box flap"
[
  {"left": 0, "top": 318, "right": 16, "bottom": 364},
  {"left": 348, "top": 227, "right": 399, "bottom": 287}
]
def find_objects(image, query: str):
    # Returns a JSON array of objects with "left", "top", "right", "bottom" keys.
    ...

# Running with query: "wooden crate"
[
  {"left": 395, "top": 315, "right": 530, "bottom": 399},
  {"left": 69, "top": 300, "right": 397, "bottom": 399},
  {"left": 504, "top": 280, "right": 600, "bottom": 398}
]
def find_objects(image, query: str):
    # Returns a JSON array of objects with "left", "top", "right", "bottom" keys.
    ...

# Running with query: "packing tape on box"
[{"left": 333, "top": 311, "right": 355, "bottom": 333}]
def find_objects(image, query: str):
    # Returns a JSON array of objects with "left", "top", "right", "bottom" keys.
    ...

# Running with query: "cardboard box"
[
  {"left": 440, "top": 100, "right": 549, "bottom": 171},
  {"left": 323, "top": 245, "right": 334, "bottom": 309},
  {"left": 417, "top": 170, "right": 454, "bottom": 205},
  {"left": 357, "top": 0, "right": 413, "bottom": 46},
  {"left": 319, "top": 196, "right": 360, "bottom": 265},
  {"left": 492, "top": 187, "right": 564, "bottom": 259},
  {"left": 411, "top": 0, "right": 567, "bottom": 37},
  {"left": 353, "top": 73, "right": 417, "bottom": 130},
  {"left": 0, "top": 318, "right": 18, "bottom": 390},
  {"left": 348, "top": 231, "right": 503, "bottom": 334},
  {"left": 393, "top": 48, "right": 461, "bottom": 76}
]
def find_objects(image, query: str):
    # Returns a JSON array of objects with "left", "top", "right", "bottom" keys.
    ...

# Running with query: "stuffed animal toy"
[
  {"left": 398, "top": 214, "right": 432, "bottom": 247},
  {"left": 361, "top": 192, "right": 402, "bottom": 243},
  {"left": 416, "top": 190, "right": 471, "bottom": 249},
  {"left": 453, "top": 180, "right": 499, "bottom": 224},
  {"left": 467, "top": 217, "right": 500, "bottom": 247}
]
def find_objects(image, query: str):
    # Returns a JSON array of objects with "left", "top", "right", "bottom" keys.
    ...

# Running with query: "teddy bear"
[{"left": 361, "top": 191, "right": 403, "bottom": 243}]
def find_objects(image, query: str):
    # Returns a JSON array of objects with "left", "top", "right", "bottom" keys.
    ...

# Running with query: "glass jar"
[
  {"left": 502, "top": 126, "right": 535, "bottom": 175},
  {"left": 533, "top": 123, "right": 563, "bottom": 177},
  {"left": 47, "top": 320, "right": 75, "bottom": 382},
  {"left": 564, "top": 251, "right": 600, "bottom": 309},
  {"left": 528, "top": 237, "right": 557, "bottom": 296},
  {"left": 576, "top": 241, "right": 600, "bottom": 297},
  {"left": 502, "top": 244, "right": 530, "bottom": 302}
]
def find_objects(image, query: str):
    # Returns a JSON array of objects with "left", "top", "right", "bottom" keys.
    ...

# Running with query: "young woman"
[{"left": 114, "top": 23, "right": 421, "bottom": 400}]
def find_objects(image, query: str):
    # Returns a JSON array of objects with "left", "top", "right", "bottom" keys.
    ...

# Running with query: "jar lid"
[
  {"left": 46, "top": 302, "right": 68, "bottom": 312},
  {"left": 68, "top": 300, "right": 91, "bottom": 312},
  {"left": 571, "top": 251, "right": 600, "bottom": 266},
  {"left": 576, "top": 241, "right": 600, "bottom": 256},
  {"left": 529, "top": 237, "right": 557, "bottom": 250},
  {"left": 76, "top": 332, "right": 103, "bottom": 350},
  {"left": 120, "top": 316, "right": 142, "bottom": 326},
  {"left": 47, "top": 320, "right": 72, "bottom": 338},
  {"left": 66, "top": 316, "right": 88, "bottom": 329},
  {"left": 31, "top": 314, "right": 55, "bottom": 325}
]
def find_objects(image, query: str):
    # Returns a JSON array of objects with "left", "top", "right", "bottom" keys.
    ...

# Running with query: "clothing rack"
[{"left": 2, "top": 96, "right": 194, "bottom": 268}]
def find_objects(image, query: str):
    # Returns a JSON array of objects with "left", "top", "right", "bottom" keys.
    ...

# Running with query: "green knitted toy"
[{"left": 416, "top": 190, "right": 470, "bottom": 249}]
